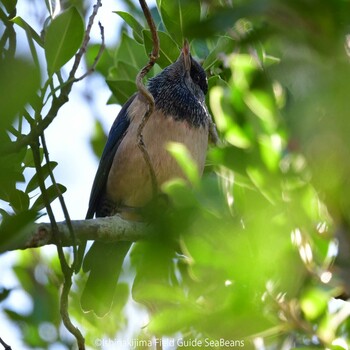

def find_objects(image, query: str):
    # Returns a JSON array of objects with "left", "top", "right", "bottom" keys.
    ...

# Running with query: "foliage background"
[{"left": 1, "top": 0, "right": 350, "bottom": 349}]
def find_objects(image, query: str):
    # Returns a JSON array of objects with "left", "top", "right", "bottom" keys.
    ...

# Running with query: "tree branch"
[{"left": 0, "top": 216, "right": 146, "bottom": 254}]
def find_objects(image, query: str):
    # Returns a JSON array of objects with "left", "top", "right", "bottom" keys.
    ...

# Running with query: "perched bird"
[{"left": 81, "top": 41, "right": 210, "bottom": 316}]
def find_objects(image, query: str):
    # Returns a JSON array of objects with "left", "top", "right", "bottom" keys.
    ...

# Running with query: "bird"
[{"left": 80, "top": 40, "right": 211, "bottom": 316}]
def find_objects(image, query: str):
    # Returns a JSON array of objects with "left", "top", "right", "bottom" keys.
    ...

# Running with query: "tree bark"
[{"left": 0, "top": 216, "right": 146, "bottom": 253}]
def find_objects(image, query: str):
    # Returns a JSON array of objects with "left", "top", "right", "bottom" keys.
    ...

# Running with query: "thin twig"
[
  {"left": 75, "top": 21, "right": 105, "bottom": 82},
  {"left": 40, "top": 133, "right": 78, "bottom": 269},
  {"left": 136, "top": 0, "right": 160, "bottom": 199},
  {"left": 0, "top": 337, "right": 12, "bottom": 350},
  {"left": 68, "top": 0, "right": 102, "bottom": 81},
  {"left": 0, "top": 0, "right": 103, "bottom": 158}
]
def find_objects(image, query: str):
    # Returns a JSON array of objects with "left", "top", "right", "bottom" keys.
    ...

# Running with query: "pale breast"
[{"left": 106, "top": 95, "right": 209, "bottom": 209}]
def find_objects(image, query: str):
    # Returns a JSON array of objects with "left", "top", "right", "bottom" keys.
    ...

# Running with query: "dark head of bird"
[{"left": 148, "top": 40, "right": 209, "bottom": 127}]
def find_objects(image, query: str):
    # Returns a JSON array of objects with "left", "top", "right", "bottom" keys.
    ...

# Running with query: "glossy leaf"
[
  {"left": 114, "top": 11, "right": 144, "bottom": 43},
  {"left": 143, "top": 30, "right": 179, "bottom": 68},
  {"left": 156, "top": 0, "right": 201, "bottom": 44},
  {"left": 108, "top": 61, "right": 139, "bottom": 82},
  {"left": 114, "top": 32, "right": 146, "bottom": 70},
  {"left": 44, "top": 7, "right": 84, "bottom": 74}
]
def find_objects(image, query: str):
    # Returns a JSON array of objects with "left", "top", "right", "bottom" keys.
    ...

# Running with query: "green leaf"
[
  {"left": 166, "top": 142, "right": 200, "bottom": 185},
  {"left": 108, "top": 61, "right": 139, "bottom": 81},
  {"left": 106, "top": 79, "right": 136, "bottom": 105},
  {"left": 0, "top": 57, "right": 40, "bottom": 127},
  {"left": 85, "top": 44, "right": 114, "bottom": 77},
  {"left": 202, "top": 36, "right": 236, "bottom": 70},
  {"left": 89, "top": 120, "right": 107, "bottom": 159},
  {"left": 1, "top": 0, "right": 17, "bottom": 13},
  {"left": 300, "top": 288, "right": 329, "bottom": 321},
  {"left": 11, "top": 17, "right": 42, "bottom": 68},
  {"left": 0, "top": 288, "right": 11, "bottom": 302},
  {"left": 9, "top": 189, "right": 30, "bottom": 213},
  {"left": 44, "top": 7, "right": 84, "bottom": 74},
  {"left": 156, "top": 0, "right": 201, "bottom": 45},
  {"left": 114, "top": 11, "right": 144, "bottom": 44},
  {"left": 26, "top": 161, "right": 58, "bottom": 194},
  {"left": 0, "top": 210, "right": 39, "bottom": 252},
  {"left": 23, "top": 147, "right": 44, "bottom": 168},
  {"left": 115, "top": 32, "right": 146, "bottom": 70},
  {"left": 149, "top": 307, "right": 198, "bottom": 335},
  {"left": 32, "top": 184, "right": 67, "bottom": 211},
  {"left": 143, "top": 30, "right": 179, "bottom": 68},
  {"left": 11, "top": 16, "right": 43, "bottom": 47}
]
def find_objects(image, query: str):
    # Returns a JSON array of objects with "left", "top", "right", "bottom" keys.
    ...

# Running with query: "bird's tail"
[{"left": 80, "top": 241, "right": 132, "bottom": 316}]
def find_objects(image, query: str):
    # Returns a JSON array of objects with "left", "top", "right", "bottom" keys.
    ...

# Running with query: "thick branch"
[{"left": 0, "top": 216, "right": 146, "bottom": 254}]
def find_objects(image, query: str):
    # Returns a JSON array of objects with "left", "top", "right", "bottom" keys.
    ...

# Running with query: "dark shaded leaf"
[
  {"left": 23, "top": 147, "right": 44, "bottom": 168},
  {"left": 106, "top": 79, "right": 136, "bottom": 105},
  {"left": 0, "top": 210, "right": 39, "bottom": 251},
  {"left": 1, "top": 0, "right": 17, "bottom": 13},
  {"left": 25, "top": 161, "right": 58, "bottom": 194},
  {"left": 32, "top": 184, "right": 67, "bottom": 211},
  {"left": 9, "top": 189, "right": 30, "bottom": 213},
  {"left": 0, "top": 288, "right": 11, "bottom": 302}
]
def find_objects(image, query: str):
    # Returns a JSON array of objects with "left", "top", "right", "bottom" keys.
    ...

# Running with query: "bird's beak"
[{"left": 181, "top": 39, "right": 191, "bottom": 73}]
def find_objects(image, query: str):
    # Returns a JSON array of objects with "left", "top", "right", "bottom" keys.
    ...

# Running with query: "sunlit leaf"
[
  {"left": 11, "top": 16, "right": 44, "bottom": 47},
  {"left": 114, "top": 32, "right": 146, "bottom": 70},
  {"left": 300, "top": 288, "right": 329, "bottom": 321},
  {"left": 44, "top": 6, "right": 84, "bottom": 74},
  {"left": 114, "top": 11, "right": 144, "bottom": 43},
  {"left": 167, "top": 142, "right": 200, "bottom": 185},
  {"left": 156, "top": 0, "right": 200, "bottom": 45},
  {"left": 108, "top": 61, "right": 139, "bottom": 81}
]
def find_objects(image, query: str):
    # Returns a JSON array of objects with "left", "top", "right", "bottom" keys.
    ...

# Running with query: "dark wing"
[{"left": 85, "top": 93, "right": 137, "bottom": 219}]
